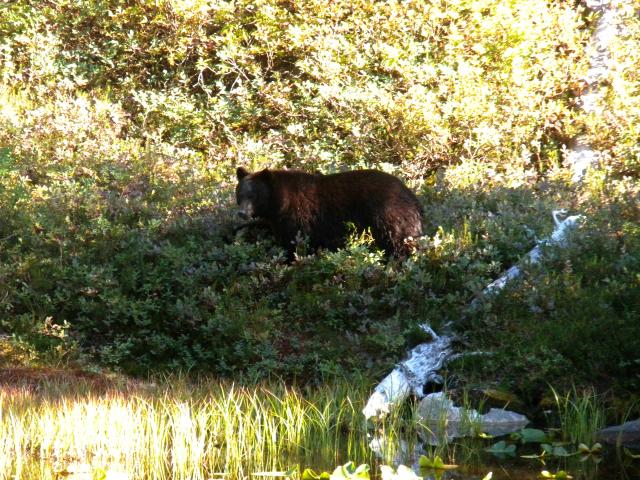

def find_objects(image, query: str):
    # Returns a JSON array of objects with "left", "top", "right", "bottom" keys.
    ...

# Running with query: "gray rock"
[
  {"left": 417, "top": 392, "right": 529, "bottom": 444},
  {"left": 597, "top": 419, "right": 640, "bottom": 448}
]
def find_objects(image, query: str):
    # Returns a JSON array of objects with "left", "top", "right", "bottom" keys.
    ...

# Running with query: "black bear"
[{"left": 235, "top": 167, "right": 423, "bottom": 259}]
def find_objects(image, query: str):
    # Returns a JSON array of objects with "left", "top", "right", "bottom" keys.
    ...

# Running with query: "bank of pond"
[{"left": 0, "top": 375, "right": 638, "bottom": 480}]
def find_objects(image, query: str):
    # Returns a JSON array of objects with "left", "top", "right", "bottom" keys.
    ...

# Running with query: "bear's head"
[{"left": 235, "top": 167, "right": 272, "bottom": 220}]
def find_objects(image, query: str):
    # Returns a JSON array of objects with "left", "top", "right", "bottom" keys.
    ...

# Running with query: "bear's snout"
[{"left": 237, "top": 200, "right": 255, "bottom": 220}]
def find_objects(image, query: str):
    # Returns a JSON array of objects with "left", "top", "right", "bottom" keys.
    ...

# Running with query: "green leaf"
[
  {"left": 485, "top": 440, "right": 516, "bottom": 455},
  {"left": 624, "top": 447, "right": 640, "bottom": 459},
  {"left": 303, "top": 469, "right": 330, "bottom": 480},
  {"left": 481, "top": 473, "right": 493, "bottom": 480},
  {"left": 330, "top": 462, "right": 370, "bottom": 480},
  {"left": 520, "top": 452, "right": 545, "bottom": 459},
  {"left": 92, "top": 467, "right": 107, "bottom": 480},
  {"left": 540, "top": 470, "right": 573, "bottom": 479},
  {"left": 417, "top": 455, "right": 458, "bottom": 470},
  {"left": 541, "top": 443, "right": 573, "bottom": 457},
  {"left": 578, "top": 442, "right": 602, "bottom": 455},
  {"left": 512, "top": 428, "right": 548, "bottom": 444}
]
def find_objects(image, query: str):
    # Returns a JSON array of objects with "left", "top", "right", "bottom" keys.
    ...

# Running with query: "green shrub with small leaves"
[{"left": 0, "top": 0, "right": 638, "bottom": 402}]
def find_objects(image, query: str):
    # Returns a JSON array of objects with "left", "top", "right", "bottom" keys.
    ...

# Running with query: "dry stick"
[{"left": 363, "top": 0, "right": 624, "bottom": 420}]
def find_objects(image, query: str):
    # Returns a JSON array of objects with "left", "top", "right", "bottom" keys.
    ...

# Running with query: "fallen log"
[
  {"left": 363, "top": 211, "right": 583, "bottom": 420},
  {"left": 474, "top": 211, "right": 583, "bottom": 302}
]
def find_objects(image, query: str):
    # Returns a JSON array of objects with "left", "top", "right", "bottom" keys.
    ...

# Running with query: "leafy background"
[{"left": 0, "top": 0, "right": 639, "bottom": 405}]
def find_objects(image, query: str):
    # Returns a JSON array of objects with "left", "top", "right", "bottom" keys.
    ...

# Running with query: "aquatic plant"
[
  {"left": 551, "top": 386, "right": 607, "bottom": 447},
  {"left": 0, "top": 377, "right": 375, "bottom": 480}
]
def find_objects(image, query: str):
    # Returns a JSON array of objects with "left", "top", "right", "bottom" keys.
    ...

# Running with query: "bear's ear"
[
  {"left": 236, "top": 167, "right": 250, "bottom": 180},
  {"left": 258, "top": 169, "right": 273, "bottom": 182}
]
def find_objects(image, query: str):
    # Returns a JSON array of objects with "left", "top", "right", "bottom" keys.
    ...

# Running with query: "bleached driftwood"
[
  {"left": 362, "top": 326, "right": 452, "bottom": 419},
  {"left": 363, "top": 211, "right": 583, "bottom": 420},
  {"left": 476, "top": 211, "right": 583, "bottom": 302}
]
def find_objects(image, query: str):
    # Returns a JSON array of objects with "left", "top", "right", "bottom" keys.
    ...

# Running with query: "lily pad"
[
  {"left": 511, "top": 428, "right": 549, "bottom": 444},
  {"left": 330, "top": 462, "right": 370, "bottom": 480},
  {"left": 540, "top": 470, "right": 572, "bottom": 479},
  {"left": 541, "top": 444, "right": 573, "bottom": 457},
  {"left": 302, "top": 469, "right": 331, "bottom": 480},
  {"left": 418, "top": 455, "right": 458, "bottom": 470},
  {"left": 577, "top": 443, "right": 602, "bottom": 455},
  {"left": 485, "top": 440, "right": 516, "bottom": 456}
]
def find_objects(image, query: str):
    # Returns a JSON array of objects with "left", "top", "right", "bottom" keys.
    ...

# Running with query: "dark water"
[
  {"left": 292, "top": 438, "right": 640, "bottom": 480},
  {"left": 439, "top": 450, "right": 640, "bottom": 480},
  {"left": 14, "top": 432, "right": 640, "bottom": 479},
  {"left": 15, "top": 448, "right": 640, "bottom": 480}
]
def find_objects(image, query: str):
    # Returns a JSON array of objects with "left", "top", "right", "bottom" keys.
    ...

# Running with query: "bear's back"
[{"left": 318, "top": 169, "right": 422, "bottom": 211}]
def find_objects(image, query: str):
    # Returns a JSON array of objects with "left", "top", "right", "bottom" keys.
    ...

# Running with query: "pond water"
[
  {"left": 8, "top": 437, "right": 640, "bottom": 480},
  {"left": 414, "top": 450, "right": 640, "bottom": 480},
  {"left": 306, "top": 441, "right": 640, "bottom": 480}
]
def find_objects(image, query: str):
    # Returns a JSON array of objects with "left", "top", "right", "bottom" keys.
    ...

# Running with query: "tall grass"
[
  {"left": 0, "top": 377, "right": 383, "bottom": 480},
  {"left": 551, "top": 386, "right": 607, "bottom": 446}
]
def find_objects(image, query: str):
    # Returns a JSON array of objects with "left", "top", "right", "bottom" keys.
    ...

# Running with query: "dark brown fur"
[{"left": 236, "top": 168, "right": 423, "bottom": 258}]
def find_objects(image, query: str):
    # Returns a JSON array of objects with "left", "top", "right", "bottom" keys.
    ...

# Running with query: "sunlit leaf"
[
  {"left": 302, "top": 469, "right": 331, "bottom": 480},
  {"left": 330, "top": 462, "right": 370, "bottom": 480},
  {"left": 418, "top": 455, "right": 458, "bottom": 470},
  {"left": 540, "top": 470, "right": 573, "bottom": 479}
]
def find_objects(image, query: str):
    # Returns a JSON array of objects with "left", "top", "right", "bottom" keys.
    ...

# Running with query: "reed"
[
  {"left": 0, "top": 376, "right": 382, "bottom": 480},
  {"left": 551, "top": 386, "right": 607, "bottom": 446}
]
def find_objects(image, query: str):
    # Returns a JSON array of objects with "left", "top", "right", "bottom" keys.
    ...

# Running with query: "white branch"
[
  {"left": 363, "top": 212, "right": 583, "bottom": 420},
  {"left": 363, "top": 331, "right": 452, "bottom": 420},
  {"left": 478, "top": 211, "right": 583, "bottom": 300}
]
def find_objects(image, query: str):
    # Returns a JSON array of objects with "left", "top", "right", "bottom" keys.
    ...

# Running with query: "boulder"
[
  {"left": 597, "top": 419, "right": 640, "bottom": 448},
  {"left": 417, "top": 392, "right": 529, "bottom": 444}
]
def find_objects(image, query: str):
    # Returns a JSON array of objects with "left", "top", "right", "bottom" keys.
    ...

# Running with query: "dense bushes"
[
  {"left": 454, "top": 172, "right": 640, "bottom": 400},
  {"left": 0, "top": 1, "right": 639, "bottom": 398},
  {"left": 1, "top": 0, "right": 590, "bottom": 174}
]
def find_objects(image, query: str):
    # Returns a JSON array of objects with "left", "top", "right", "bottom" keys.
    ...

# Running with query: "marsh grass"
[
  {"left": 551, "top": 386, "right": 607, "bottom": 446},
  {"left": 0, "top": 376, "right": 386, "bottom": 480}
]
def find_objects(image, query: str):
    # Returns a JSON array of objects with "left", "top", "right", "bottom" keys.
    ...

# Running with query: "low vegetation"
[
  {"left": 0, "top": 375, "right": 375, "bottom": 480},
  {"left": 0, "top": 0, "right": 639, "bottom": 418}
]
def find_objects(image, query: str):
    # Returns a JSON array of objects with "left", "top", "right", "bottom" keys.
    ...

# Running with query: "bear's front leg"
[{"left": 273, "top": 219, "right": 304, "bottom": 262}]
